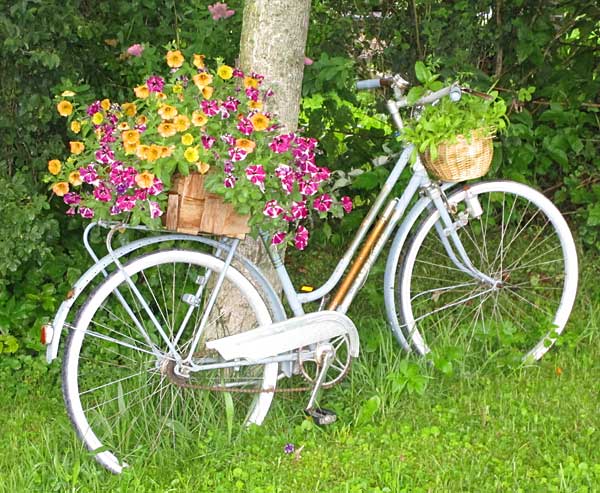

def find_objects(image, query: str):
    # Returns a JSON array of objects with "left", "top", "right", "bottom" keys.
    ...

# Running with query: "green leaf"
[{"left": 414, "top": 61, "right": 428, "bottom": 84}]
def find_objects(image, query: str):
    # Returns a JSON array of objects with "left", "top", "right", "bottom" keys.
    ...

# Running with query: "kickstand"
[{"left": 304, "top": 344, "right": 337, "bottom": 426}]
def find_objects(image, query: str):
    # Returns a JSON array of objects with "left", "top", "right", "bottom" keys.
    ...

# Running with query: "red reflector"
[{"left": 40, "top": 324, "right": 53, "bottom": 345}]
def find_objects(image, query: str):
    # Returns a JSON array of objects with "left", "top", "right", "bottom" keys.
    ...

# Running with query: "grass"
[{"left": 0, "top": 249, "right": 598, "bottom": 492}]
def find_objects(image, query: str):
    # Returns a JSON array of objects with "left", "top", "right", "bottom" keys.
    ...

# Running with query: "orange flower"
[
  {"left": 122, "top": 130, "right": 140, "bottom": 145},
  {"left": 250, "top": 113, "right": 270, "bottom": 131},
  {"left": 118, "top": 122, "right": 130, "bottom": 131},
  {"left": 68, "top": 171, "right": 82, "bottom": 186},
  {"left": 146, "top": 145, "right": 162, "bottom": 162},
  {"left": 135, "top": 171, "right": 155, "bottom": 188},
  {"left": 157, "top": 122, "right": 177, "bottom": 138},
  {"left": 192, "top": 111, "right": 208, "bottom": 126},
  {"left": 249, "top": 100, "right": 263, "bottom": 110},
  {"left": 134, "top": 84, "right": 150, "bottom": 99},
  {"left": 136, "top": 115, "right": 148, "bottom": 126},
  {"left": 100, "top": 99, "right": 111, "bottom": 111},
  {"left": 47, "top": 159, "right": 61, "bottom": 175},
  {"left": 124, "top": 142, "right": 138, "bottom": 154},
  {"left": 193, "top": 54, "right": 205, "bottom": 68},
  {"left": 122, "top": 102, "right": 137, "bottom": 117},
  {"left": 173, "top": 114, "right": 191, "bottom": 132},
  {"left": 69, "top": 141, "right": 85, "bottom": 154},
  {"left": 166, "top": 50, "right": 184, "bottom": 68},
  {"left": 70, "top": 120, "right": 81, "bottom": 133},
  {"left": 136, "top": 145, "right": 150, "bottom": 160},
  {"left": 52, "top": 182, "right": 69, "bottom": 197},
  {"left": 155, "top": 92, "right": 167, "bottom": 100},
  {"left": 243, "top": 76, "right": 259, "bottom": 89},
  {"left": 235, "top": 138, "right": 256, "bottom": 153},
  {"left": 160, "top": 146, "right": 174, "bottom": 157},
  {"left": 57, "top": 100, "right": 73, "bottom": 117},
  {"left": 202, "top": 86, "right": 214, "bottom": 99},
  {"left": 193, "top": 72, "right": 213, "bottom": 89},
  {"left": 158, "top": 104, "right": 178, "bottom": 120},
  {"left": 196, "top": 162, "right": 210, "bottom": 174}
]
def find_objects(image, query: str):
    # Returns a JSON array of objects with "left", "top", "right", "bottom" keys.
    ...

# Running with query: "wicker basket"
[
  {"left": 422, "top": 130, "right": 494, "bottom": 182},
  {"left": 164, "top": 172, "right": 250, "bottom": 239}
]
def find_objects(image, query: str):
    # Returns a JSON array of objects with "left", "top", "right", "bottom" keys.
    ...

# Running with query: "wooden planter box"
[{"left": 164, "top": 173, "right": 250, "bottom": 239}]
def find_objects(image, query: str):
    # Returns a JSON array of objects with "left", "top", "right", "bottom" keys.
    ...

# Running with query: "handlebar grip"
[{"left": 356, "top": 79, "right": 382, "bottom": 90}]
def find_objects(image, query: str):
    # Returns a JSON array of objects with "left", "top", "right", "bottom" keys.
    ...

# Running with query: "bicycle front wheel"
[
  {"left": 62, "top": 249, "right": 278, "bottom": 473},
  {"left": 395, "top": 181, "right": 578, "bottom": 362}
]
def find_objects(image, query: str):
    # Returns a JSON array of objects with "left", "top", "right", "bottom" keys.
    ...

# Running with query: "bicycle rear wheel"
[
  {"left": 394, "top": 181, "right": 578, "bottom": 361},
  {"left": 62, "top": 249, "right": 278, "bottom": 473}
]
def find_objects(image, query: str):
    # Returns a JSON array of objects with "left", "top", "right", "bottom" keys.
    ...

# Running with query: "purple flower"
[
  {"left": 313, "top": 194, "right": 333, "bottom": 213},
  {"left": 79, "top": 207, "right": 95, "bottom": 219},
  {"left": 109, "top": 205, "right": 121, "bottom": 215},
  {"left": 269, "top": 133, "right": 295, "bottom": 154},
  {"left": 148, "top": 178, "right": 164, "bottom": 196},
  {"left": 146, "top": 75, "right": 165, "bottom": 93},
  {"left": 208, "top": 2, "right": 235, "bottom": 20},
  {"left": 237, "top": 117, "right": 254, "bottom": 136},
  {"left": 233, "top": 68, "right": 244, "bottom": 78},
  {"left": 63, "top": 192, "right": 81, "bottom": 206},
  {"left": 116, "top": 195, "right": 136, "bottom": 211},
  {"left": 224, "top": 161, "right": 235, "bottom": 174},
  {"left": 201, "top": 100, "right": 219, "bottom": 117},
  {"left": 86, "top": 101, "right": 101, "bottom": 116},
  {"left": 283, "top": 443, "right": 295, "bottom": 454},
  {"left": 299, "top": 179, "right": 319, "bottom": 197},
  {"left": 272, "top": 232, "right": 287, "bottom": 246},
  {"left": 245, "top": 86, "right": 260, "bottom": 101},
  {"left": 93, "top": 183, "right": 112, "bottom": 202},
  {"left": 228, "top": 147, "right": 248, "bottom": 162},
  {"left": 80, "top": 165, "right": 98, "bottom": 184},
  {"left": 127, "top": 43, "right": 144, "bottom": 57},
  {"left": 149, "top": 201, "right": 163, "bottom": 218},
  {"left": 201, "top": 135, "right": 217, "bottom": 149},
  {"left": 263, "top": 199, "right": 284, "bottom": 218},
  {"left": 134, "top": 188, "right": 148, "bottom": 200},
  {"left": 224, "top": 175, "right": 237, "bottom": 188},
  {"left": 219, "top": 106, "right": 231, "bottom": 120},
  {"left": 221, "top": 133, "right": 236, "bottom": 146},
  {"left": 294, "top": 225, "right": 309, "bottom": 250},
  {"left": 291, "top": 200, "right": 308, "bottom": 220},
  {"left": 341, "top": 196, "right": 353, "bottom": 213},
  {"left": 66, "top": 207, "right": 77, "bottom": 216},
  {"left": 245, "top": 164, "right": 266, "bottom": 187},
  {"left": 222, "top": 96, "right": 240, "bottom": 112}
]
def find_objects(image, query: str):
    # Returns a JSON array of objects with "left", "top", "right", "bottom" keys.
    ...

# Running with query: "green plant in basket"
[
  {"left": 44, "top": 47, "right": 352, "bottom": 250},
  {"left": 400, "top": 61, "right": 508, "bottom": 161}
]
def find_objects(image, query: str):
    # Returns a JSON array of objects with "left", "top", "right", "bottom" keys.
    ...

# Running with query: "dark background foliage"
[{"left": 0, "top": 0, "right": 598, "bottom": 366}]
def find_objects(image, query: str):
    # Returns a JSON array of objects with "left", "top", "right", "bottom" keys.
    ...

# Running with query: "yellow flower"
[
  {"left": 183, "top": 147, "right": 199, "bottom": 163},
  {"left": 118, "top": 122, "right": 130, "bottom": 131},
  {"left": 243, "top": 76, "right": 259, "bottom": 89},
  {"left": 192, "top": 111, "right": 208, "bottom": 126},
  {"left": 249, "top": 100, "right": 263, "bottom": 110},
  {"left": 69, "top": 141, "right": 85, "bottom": 154},
  {"left": 136, "top": 115, "right": 148, "bottom": 126},
  {"left": 157, "top": 122, "right": 177, "bottom": 138},
  {"left": 155, "top": 92, "right": 167, "bottom": 100},
  {"left": 134, "top": 84, "right": 150, "bottom": 99},
  {"left": 196, "top": 161, "right": 210, "bottom": 174},
  {"left": 146, "top": 145, "right": 162, "bottom": 162},
  {"left": 47, "top": 159, "right": 61, "bottom": 175},
  {"left": 160, "top": 146, "right": 174, "bottom": 157},
  {"left": 250, "top": 113, "right": 270, "bottom": 131},
  {"left": 122, "top": 130, "right": 140, "bottom": 145},
  {"left": 193, "top": 54, "right": 205, "bottom": 68},
  {"left": 70, "top": 120, "right": 81, "bottom": 133},
  {"left": 217, "top": 65, "right": 233, "bottom": 80},
  {"left": 202, "top": 86, "right": 214, "bottom": 99},
  {"left": 135, "top": 171, "right": 155, "bottom": 188},
  {"left": 174, "top": 114, "right": 191, "bottom": 132},
  {"left": 181, "top": 133, "right": 194, "bottom": 146},
  {"left": 235, "top": 138, "right": 256, "bottom": 153},
  {"left": 57, "top": 100, "right": 73, "bottom": 117},
  {"left": 136, "top": 145, "right": 150, "bottom": 160},
  {"left": 192, "top": 72, "right": 213, "bottom": 89},
  {"left": 172, "top": 84, "right": 183, "bottom": 94},
  {"left": 91, "top": 112, "right": 104, "bottom": 125},
  {"left": 68, "top": 171, "right": 82, "bottom": 186},
  {"left": 52, "top": 182, "right": 69, "bottom": 197},
  {"left": 122, "top": 102, "right": 137, "bottom": 117},
  {"left": 100, "top": 99, "right": 111, "bottom": 111},
  {"left": 166, "top": 50, "right": 184, "bottom": 68},
  {"left": 158, "top": 104, "right": 178, "bottom": 120},
  {"left": 124, "top": 142, "right": 138, "bottom": 154},
  {"left": 61, "top": 90, "right": 76, "bottom": 97}
]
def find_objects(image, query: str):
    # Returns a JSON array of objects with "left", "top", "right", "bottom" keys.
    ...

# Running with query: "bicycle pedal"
[{"left": 305, "top": 407, "right": 337, "bottom": 426}]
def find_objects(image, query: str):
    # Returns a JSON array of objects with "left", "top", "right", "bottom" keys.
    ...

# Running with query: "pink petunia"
[
  {"left": 93, "top": 183, "right": 112, "bottom": 202},
  {"left": 245, "top": 164, "right": 266, "bottom": 186},
  {"left": 201, "top": 99, "right": 219, "bottom": 117},
  {"left": 201, "top": 135, "right": 216, "bottom": 149},
  {"left": 304, "top": 56, "right": 314, "bottom": 66},
  {"left": 237, "top": 117, "right": 254, "bottom": 136},
  {"left": 224, "top": 175, "right": 237, "bottom": 188},
  {"left": 341, "top": 196, "right": 353, "bottom": 213},
  {"left": 146, "top": 76, "right": 164, "bottom": 93},
  {"left": 208, "top": 2, "right": 235, "bottom": 20},
  {"left": 263, "top": 199, "right": 284, "bottom": 218},
  {"left": 63, "top": 192, "right": 81, "bottom": 206},
  {"left": 313, "top": 194, "right": 333, "bottom": 212},
  {"left": 271, "top": 231, "right": 287, "bottom": 245},
  {"left": 116, "top": 195, "right": 136, "bottom": 211},
  {"left": 228, "top": 147, "right": 248, "bottom": 162},
  {"left": 79, "top": 165, "right": 98, "bottom": 184},
  {"left": 291, "top": 200, "right": 308, "bottom": 220},
  {"left": 148, "top": 178, "right": 164, "bottom": 196},
  {"left": 294, "top": 225, "right": 309, "bottom": 250},
  {"left": 79, "top": 207, "right": 95, "bottom": 219},
  {"left": 127, "top": 44, "right": 144, "bottom": 57},
  {"left": 149, "top": 201, "right": 163, "bottom": 218}
]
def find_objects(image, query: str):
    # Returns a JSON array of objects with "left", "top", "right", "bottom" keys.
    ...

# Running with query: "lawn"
[{"left": 0, "top": 250, "right": 598, "bottom": 492}]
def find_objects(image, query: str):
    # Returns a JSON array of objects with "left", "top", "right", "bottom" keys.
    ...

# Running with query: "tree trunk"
[{"left": 234, "top": 0, "right": 311, "bottom": 306}]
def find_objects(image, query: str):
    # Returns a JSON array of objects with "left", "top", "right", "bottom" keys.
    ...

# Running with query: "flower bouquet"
[{"left": 46, "top": 48, "right": 352, "bottom": 249}]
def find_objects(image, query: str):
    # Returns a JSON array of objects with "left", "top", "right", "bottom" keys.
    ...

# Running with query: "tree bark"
[{"left": 235, "top": 0, "right": 311, "bottom": 301}]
